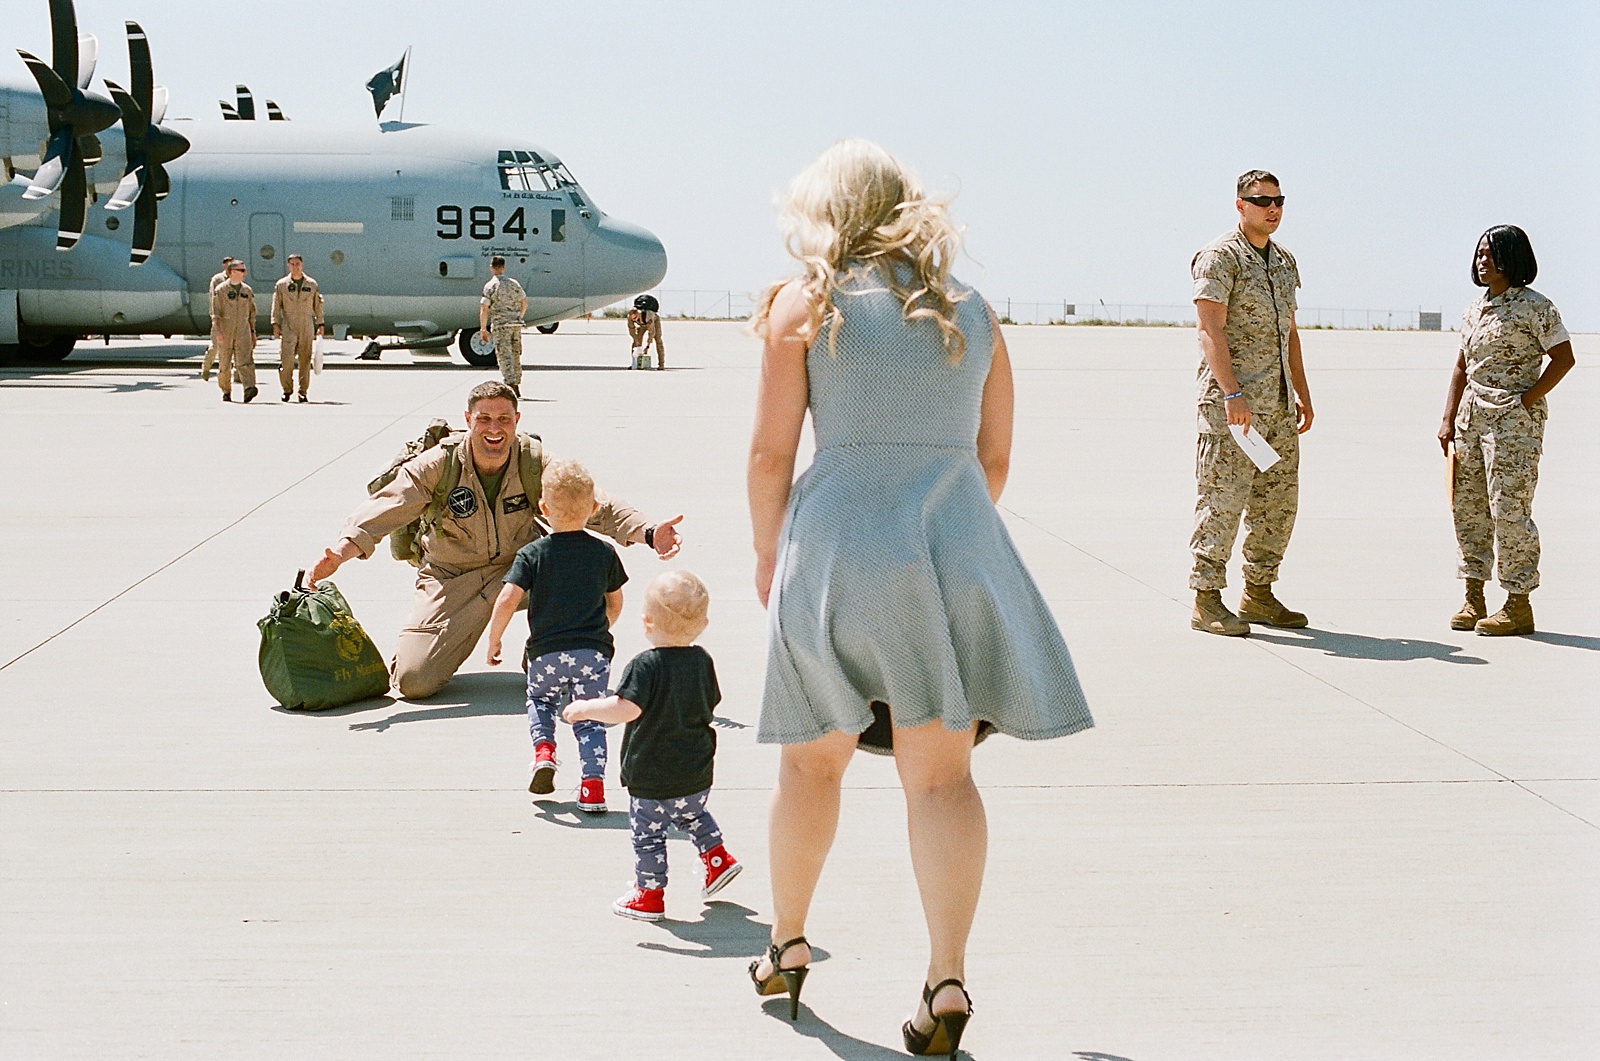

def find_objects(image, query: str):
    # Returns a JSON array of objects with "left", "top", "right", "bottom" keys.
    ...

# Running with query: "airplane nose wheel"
[{"left": 457, "top": 328, "right": 499, "bottom": 368}]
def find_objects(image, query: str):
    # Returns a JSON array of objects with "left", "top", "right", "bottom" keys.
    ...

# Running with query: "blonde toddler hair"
[
  {"left": 645, "top": 570, "right": 711, "bottom": 643},
  {"left": 540, "top": 458, "right": 595, "bottom": 523},
  {"left": 751, "top": 138, "right": 967, "bottom": 361}
]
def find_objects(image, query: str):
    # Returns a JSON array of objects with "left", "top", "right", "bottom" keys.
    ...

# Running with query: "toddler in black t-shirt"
[
  {"left": 564, "top": 570, "right": 740, "bottom": 921},
  {"left": 487, "top": 459, "right": 627, "bottom": 812}
]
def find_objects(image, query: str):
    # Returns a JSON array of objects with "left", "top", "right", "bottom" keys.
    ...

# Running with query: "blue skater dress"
[{"left": 758, "top": 263, "right": 1092, "bottom": 748}]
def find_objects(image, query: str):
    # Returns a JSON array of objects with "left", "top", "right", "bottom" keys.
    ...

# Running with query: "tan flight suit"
[
  {"left": 272, "top": 274, "right": 325, "bottom": 398},
  {"left": 627, "top": 309, "right": 666, "bottom": 368},
  {"left": 201, "top": 269, "right": 229, "bottom": 381},
  {"left": 339, "top": 438, "right": 648, "bottom": 699},
  {"left": 1451, "top": 287, "right": 1569, "bottom": 594},
  {"left": 1189, "top": 227, "right": 1302, "bottom": 591},
  {"left": 480, "top": 274, "right": 527, "bottom": 389},
  {"left": 210, "top": 279, "right": 258, "bottom": 395}
]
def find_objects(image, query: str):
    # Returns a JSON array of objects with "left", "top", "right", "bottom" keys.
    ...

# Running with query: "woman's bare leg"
[
  {"left": 894, "top": 719, "right": 986, "bottom": 1023},
  {"left": 757, "top": 729, "right": 858, "bottom": 976}
]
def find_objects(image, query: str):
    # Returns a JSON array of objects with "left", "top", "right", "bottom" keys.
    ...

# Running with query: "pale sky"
[{"left": 14, "top": 0, "right": 1600, "bottom": 328}]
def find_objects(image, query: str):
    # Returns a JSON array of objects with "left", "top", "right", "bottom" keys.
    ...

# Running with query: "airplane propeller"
[
  {"left": 16, "top": 0, "right": 121, "bottom": 251},
  {"left": 103, "top": 21, "right": 191, "bottom": 266}
]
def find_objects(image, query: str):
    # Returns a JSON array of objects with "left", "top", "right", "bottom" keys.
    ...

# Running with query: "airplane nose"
[{"left": 589, "top": 215, "right": 667, "bottom": 302}]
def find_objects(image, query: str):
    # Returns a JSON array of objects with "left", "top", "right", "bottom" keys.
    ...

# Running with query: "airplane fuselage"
[{"left": 1, "top": 81, "right": 667, "bottom": 345}]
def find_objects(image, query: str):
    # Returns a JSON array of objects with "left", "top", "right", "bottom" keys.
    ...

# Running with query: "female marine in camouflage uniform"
[{"left": 1438, "top": 226, "right": 1575, "bottom": 636}]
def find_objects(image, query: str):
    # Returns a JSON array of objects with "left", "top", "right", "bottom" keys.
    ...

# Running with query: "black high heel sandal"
[
  {"left": 749, "top": 936, "right": 810, "bottom": 1020},
  {"left": 902, "top": 978, "right": 973, "bottom": 1059}
]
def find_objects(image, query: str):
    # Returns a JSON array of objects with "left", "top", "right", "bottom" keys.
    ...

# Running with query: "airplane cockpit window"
[{"left": 497, "top": 150, "right": 580, "bottom": 191}]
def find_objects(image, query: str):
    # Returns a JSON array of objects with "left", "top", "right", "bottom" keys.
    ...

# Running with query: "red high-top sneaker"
[
  {"left": 613, "top": 886, "right": 665, "bottom": 921},
  {"left": 700, "top": 844, "right": 742, "bottom": 898},
  {"left": 577, "top": 777, "right": 607, "bottom": 813},
  {"left": 528, "top": 743, "right": 557, "bottom": 794}
]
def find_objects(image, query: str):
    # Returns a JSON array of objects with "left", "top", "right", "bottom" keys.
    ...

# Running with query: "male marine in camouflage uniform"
[
  {"left": 200, "top": 256, "right": 234, "bottom": 382},
  {"left": 1438, "top": 228, "right": 1575, "bottom": 636},
  {"left": 1188, "top": 170, "right": 1315, "bottom": 636},
  {"left": 307, "top": 381, "right": 685, "bottom": 699},
  {"left": 479, "top": 256, "right": 528, "bottom": 396},
  {"left": 210, "top": 261, "right": 258, "bottom": 403},
  {"left": 272, "top": 254, "right": 325, "bottom": 403}
]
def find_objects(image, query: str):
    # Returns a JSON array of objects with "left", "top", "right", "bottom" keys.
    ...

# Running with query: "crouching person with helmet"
[
  {"left": 627, "top": 294, "right": 665, "bottom": 370},
  {"left": 308, "top": 380, "right": 684, "bottom": 699}
]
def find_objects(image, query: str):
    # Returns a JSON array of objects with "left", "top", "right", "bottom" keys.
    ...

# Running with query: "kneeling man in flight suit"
[{"left": 308, "top": 380, "right": 683, "bottom": 699}]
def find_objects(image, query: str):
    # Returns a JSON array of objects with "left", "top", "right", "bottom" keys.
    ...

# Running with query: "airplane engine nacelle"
[{"left": 0, "top": 225, "right": 185, "bottom": 328}]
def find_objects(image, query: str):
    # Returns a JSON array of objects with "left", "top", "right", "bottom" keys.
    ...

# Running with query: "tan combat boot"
[
  {"left": 1449, "top": 578, "right": 1487, "bottom": 631},
  {"left": 1192, "top": 590, "right": 1250, "bottom": 637},
  {"left": 1475, "top": 592, "right": 1534, "bottom": 637},
  {"left": 1238, "top": 583, "right": 1308, "bottom": 628}
]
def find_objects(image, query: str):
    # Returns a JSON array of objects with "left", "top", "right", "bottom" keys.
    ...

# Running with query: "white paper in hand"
[
  {"left": 1229, "top": 423, "right": 1281, "bottom": 472},
  {"left": 312, "top": 337, "right": 324, "bottom": 375}
]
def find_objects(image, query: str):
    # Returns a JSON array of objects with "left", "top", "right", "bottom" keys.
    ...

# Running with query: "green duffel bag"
[{"left": 258, "top": 571, "right": 390, "bottom": 710}]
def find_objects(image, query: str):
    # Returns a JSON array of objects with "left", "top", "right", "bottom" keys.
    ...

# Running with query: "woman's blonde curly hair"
[{"left": 751, "top": 139, "right": 967, "bottom": 361}]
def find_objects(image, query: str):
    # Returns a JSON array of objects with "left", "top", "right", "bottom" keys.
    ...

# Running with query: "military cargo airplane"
[{"left": 0, "top": 0, "right": 667, "bottom": 366}]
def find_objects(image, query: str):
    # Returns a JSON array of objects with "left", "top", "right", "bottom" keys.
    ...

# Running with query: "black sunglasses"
[{"left": 1241, "top": 194, "right": 1286, "bottom": 208}]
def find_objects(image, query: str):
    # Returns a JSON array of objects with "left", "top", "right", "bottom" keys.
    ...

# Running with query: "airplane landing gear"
[
  {"left": 17, "top": 334, "right": 78, "bottom": 363},
  {"left": 457, "top": 328, "right": 498, "bottom": 368},
  {"left": 536, "top": 323, "right": 559, "bottom": 335},
  {"left": 358, "top": 341, "right": 383, "bottom": 361}
]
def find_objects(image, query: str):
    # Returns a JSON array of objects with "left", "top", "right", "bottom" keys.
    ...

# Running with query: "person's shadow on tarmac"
[{"left": 1247, "top": 626, "right": 1488, "bottom": 664}]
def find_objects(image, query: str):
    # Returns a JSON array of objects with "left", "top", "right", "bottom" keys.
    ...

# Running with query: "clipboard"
[{"left": 1446, "top": 441, "right": 1456, "bottom": 507}]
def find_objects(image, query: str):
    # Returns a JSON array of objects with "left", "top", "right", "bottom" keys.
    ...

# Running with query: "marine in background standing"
[
  {"left": 211, "top": 260, "right": 259, "bottom": 403},
  {"left": 200, "top": 256, "right": 234, "bottom": 382},
  {"left": 272, "top": 254, "right": 325, "bottom": 403},
  {"left": 1438, "top": 225, "right": 1575, "bottom": 636},
  {"left": 479, "top": 256, "right": 528, "bottom": 397},
  {"left": 1188, "top": 169, "right": 1315, "bottom": 636}
]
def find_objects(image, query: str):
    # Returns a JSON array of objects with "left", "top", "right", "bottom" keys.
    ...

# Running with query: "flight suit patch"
[
  {"left": 503, "top": 493, "right": 530, "bottom": 513},
  {"left": 446, "top": 487, "right": 478, "bottom": 517}
]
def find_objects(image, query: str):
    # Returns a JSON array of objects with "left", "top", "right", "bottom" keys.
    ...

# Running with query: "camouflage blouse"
[
  {"left": 1458, "top": 287, "right": 1569, "bottom": 414},
  {"left": 1191, "top": 227, "right": 1301, "bottom": 425}
]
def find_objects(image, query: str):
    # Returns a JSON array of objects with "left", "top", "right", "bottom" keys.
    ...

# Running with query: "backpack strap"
[
  {"left": 418, "top": 440, "right": 464, "bottom": 536},
  {"left": 518, "top": 433, "right": 544, "bottom": 513}
]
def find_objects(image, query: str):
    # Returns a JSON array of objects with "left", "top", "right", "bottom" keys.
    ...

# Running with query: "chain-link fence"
[{"left": 601, "top": 291, "right": 1448, "bottom": 331}]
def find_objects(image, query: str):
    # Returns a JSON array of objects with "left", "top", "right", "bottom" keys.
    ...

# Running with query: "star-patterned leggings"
[
  {"left": 525, "top": 649, "right": 611, "bottom": 779},
  {"left": 629, "top": 788, "right": 722, "bottom": 890}
]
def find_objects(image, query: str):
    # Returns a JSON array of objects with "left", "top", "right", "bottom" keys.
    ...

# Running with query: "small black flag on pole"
[{"left": 366, "top": 51, "right": 407, "bottom": 119}]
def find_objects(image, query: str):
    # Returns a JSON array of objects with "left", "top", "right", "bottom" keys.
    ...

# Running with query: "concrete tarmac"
[{"left": 2, "top": 321, "right": 1596, "bottom": 1060}]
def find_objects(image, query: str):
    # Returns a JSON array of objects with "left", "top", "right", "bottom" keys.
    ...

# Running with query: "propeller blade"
[
  {"left": 76, "top": 33, "right": 97, "bottom": 90},
  {"left": 49, "top": 0, "right": 79, "bottom": 90},
  {"left": 150, "top": 85, "right": 169, "bottom": 124},
  {"left": 107, "top": 161, "right": 144, "bottom": 211},
  {"left": 23, "top": 126, "right": 72, "bottom": 199},
  {"left": 220, "top": 100, "right": 240, "bottom": 120},
  {"left": 17, "top": 49, "right": 72, "bottom": 109},
  {"left": 126, "top": 22, "right": 153, "bottom": 112},
  {"left": 103, "top": 79, "right": 147, "bottom": 148},
  {"left": 151, "top": 165, "right": 171, "bottom": 201},
  {"left": 130, "top": 187, "right": 157, "bottom": 266},
  {"left": 76, "top": 133, "right": 102, "bottom": 166},
  {"left": 234, "top": 85, "right": 255, "bottom": 121},
  {"left": 266, "top": 101, "right": 288, "bottom": 121},
  {"left": 57, "top": 146, "right": 87, "bottom": 250}
]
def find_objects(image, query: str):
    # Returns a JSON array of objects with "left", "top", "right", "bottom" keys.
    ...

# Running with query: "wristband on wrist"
[
  {"left": 1223, "top": 390, "right": 1244, "bottom": 401},
  {"left": 644, "top": 524, "right": 656, "bottom": 548}
]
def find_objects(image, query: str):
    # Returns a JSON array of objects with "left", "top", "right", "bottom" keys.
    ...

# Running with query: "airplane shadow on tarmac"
[{"left": 1248, "top": 627, "right": 1488, "bottom": 665}]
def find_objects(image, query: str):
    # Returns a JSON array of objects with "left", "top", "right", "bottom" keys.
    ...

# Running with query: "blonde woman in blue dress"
[{"left": 746, "top": 139, "right": 1092, "bottom": 1057}]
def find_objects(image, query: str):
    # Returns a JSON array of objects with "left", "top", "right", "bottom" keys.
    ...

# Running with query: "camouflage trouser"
[
  {"left": 1189, "top": 408, "right": 1300, "bottom": 590},
  {"left": 1453, "top": 402, "right": 1543, "bottom": 593},
  {"left": 492, "top": 322, "right": 523, "bottom": 388}
]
